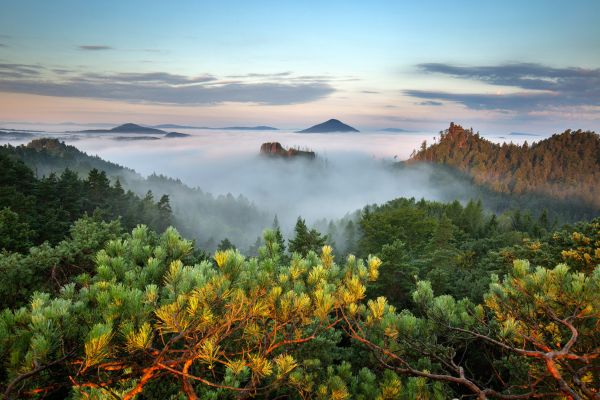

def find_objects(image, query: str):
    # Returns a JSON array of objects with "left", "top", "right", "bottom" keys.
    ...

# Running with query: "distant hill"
[
  {"left": 259, "top": 142, "right": 316, "bottom": 159},
  {"left": 0, "top": 130, "right": 35, "bottom": 139},
  {"left": 153, "top": 124, "right": 278, "bottom": 131},
  {"left": 79, "top": 123, "right": 165, "bottom": 134},
  {"left": 113, "top": 136, "right": 161, "bottom": 141},
  {"left": 76, "top": 123, "right": 190, "bottom": 138},
  {"left": 165, "top": 131, "right": 191, "bottom": 138},
  {"left": 153, "top": 124, "right": 208, "bottom": 129},
  {"left": 297, "top": 119, "right": 359, "bottom": 133},
  {"left": 409, "top": 122, "right": 600, "bottom": 208}
]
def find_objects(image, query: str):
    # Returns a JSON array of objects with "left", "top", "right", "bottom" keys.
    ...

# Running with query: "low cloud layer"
[
  {"left": 0, "top": 127, "right": 544, "bottom": 249},
  {"left": 45, "top": 130, "right": 459, "bottom": 239},
  {"left": 0, "top": 64, "right": 335, "bottom": 105},
  {"left": 417, "top": 100, "right": 443, "bottom": 106},
  {"left": 82, "top": 72, "right": 217, "bottom": 85},
  {"left": 408, "top": 62, "right": 600, "bottom": 112},
  {"left": 78, "top": 45, "right": 113, "bottom": 51}
]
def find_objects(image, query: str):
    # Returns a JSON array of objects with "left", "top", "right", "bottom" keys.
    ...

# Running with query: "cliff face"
[{"left": 260, "top": 142, "right": 316, "bottom": 159}]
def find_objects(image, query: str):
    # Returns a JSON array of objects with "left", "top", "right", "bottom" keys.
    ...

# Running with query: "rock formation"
[{"left": 260, "top": 142, "right": 316, "bottom": 159}]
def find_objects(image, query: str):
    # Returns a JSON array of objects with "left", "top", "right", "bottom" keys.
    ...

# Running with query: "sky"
[{"left": 0, "top": 0, "right": 599, "bottom": 134}]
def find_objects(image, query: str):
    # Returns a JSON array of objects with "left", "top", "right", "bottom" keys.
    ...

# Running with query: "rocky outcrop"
[{"left": 260, "top": 142, "right": 316, "bottom": 159}]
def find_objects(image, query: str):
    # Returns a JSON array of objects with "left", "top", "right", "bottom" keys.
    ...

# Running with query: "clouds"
[
  {"left": 416, "top": 100, "right": 442, "bottom": 106},
  {"left": 228, "top": 72, "right": 292, "bottom": 79},
  {"left": 0, "top": 63, "right": 43, "bottom": 79},
  {"left": 408, "top": 62, "right": 600, "bottom": 112},
  {"left": 82, "top": 72, "right": 217, "bottom": 85},
  {"left": 0, "top": 64, "right": 335, "bottom": 106},
  {"left": 78, "top": 45, "right": 112, "bottom": 51}
]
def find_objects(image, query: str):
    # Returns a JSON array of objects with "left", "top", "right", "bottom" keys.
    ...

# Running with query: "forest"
[
  {"left": 0, "top": 134, "right": 598, "bottom": 399},
  {"left": 0, "top": 139, "right": 270, "bottom": 251},
  {"left": 410, "top": 123, "right": 600, "bottom": 209}
]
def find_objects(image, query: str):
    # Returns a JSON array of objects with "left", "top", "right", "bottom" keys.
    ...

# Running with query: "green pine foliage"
[
  {"left": 288, "top": 217, "right": 327, "bottom": 257},
  {"left": 0, "top": 216, "right": 122, "bottom": 309},
  {"left": 0, "top": 218, "right": 597, "bottom": 398},
  {"left": 355, "top": 197, "right": 574, "bottom": 307}
]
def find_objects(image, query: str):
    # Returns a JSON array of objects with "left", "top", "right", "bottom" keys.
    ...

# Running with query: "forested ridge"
[
  {"left": 1, "top": 138, "right": 134, "bottom": 179},
  {"left": 0, "top": 152, "right": 171, "bottom": 252},
  {"left": 1, "top": 139, "right": 270, "bottom": 250},
  {"left": 409, "top": 123, "right": 600, "bottom": 208}
]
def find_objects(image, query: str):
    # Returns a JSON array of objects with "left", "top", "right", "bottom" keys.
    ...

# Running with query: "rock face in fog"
[
  {"left": 297, "top": 119, "right": 359, "bottom": 133},
  {"left": 260, "top": 142, "right": 316, "bottom": 159}
]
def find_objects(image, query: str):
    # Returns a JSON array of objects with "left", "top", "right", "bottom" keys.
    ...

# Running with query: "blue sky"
[{"left": 0, "top": 0, "right": 599, "bottom": 133}]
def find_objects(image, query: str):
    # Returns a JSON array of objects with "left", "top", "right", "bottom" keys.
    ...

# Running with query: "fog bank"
[{"left": 0, "top": 126, "right": 543, "bottom": 249}]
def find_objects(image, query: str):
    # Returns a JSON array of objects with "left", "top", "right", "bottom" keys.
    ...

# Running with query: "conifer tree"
[
  {"left": 272, "top": 215, "right": 286, "bottom": 255},
  {"left": 288, "top": 217, "right": 326, "bottom": 256}
]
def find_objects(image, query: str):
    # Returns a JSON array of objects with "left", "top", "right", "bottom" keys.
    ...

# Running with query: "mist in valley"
[{"left": 0, "top": 126, "right": 541, "bottom": 250}]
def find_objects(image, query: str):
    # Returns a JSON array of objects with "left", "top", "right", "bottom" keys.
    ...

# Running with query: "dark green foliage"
[
  {"left": 0, "top": 137, "right": 131, "bottom": 178},
  {"left": 498, "top": 217, "right": 600, "bottom": 274},
  {"left": 359, "top": 197, "right": 532, "bottom": 305},
  {"left": 217, "top": 237, "right": 236, "bottom": 251},
  {"left": 288, "top": 217, "right": 327, "bottom": 256},
  {"left": 0, "top": 153, "right": 172, "bottom": 250},
  {"left": 272, "top": 216, "right": 286, "bottom": 254},
  {"left": 0, "top": 208, "right": 34, "bottom": 252},
  {"left": 0, "top": 215, "right": 122, "bottom": 309},
  {"left": 1, "top": 139, "right": 271, "bottom": 251}
]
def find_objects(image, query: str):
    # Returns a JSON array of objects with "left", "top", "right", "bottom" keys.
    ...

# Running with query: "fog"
[
  {"left": 0, "top": 125, "right": 543, "bottom": 249},
  {"left": 3, "top": 129, "right": 432, "bottom": 217}
]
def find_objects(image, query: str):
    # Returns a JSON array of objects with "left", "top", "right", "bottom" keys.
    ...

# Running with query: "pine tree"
[
  {"left": 272, "top": 215, "right": 286, "bottom": 254},
  {"left": 156, "top": 194, "right": 172, "bottom": 232},
  {"left": 344, "top": 220, "right": 356, "bottom": 254},
  {"left": 217, "top": 237, "right": 235, "bottom": 251},
  {"left": 288, "top": 217, "right": 326, "bottom": 256}
]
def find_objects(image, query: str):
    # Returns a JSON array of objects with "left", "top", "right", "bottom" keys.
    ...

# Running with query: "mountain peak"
[
  {"left": 115, "top": 123, "right": 143, "bottom": 129},
  {"left": 297, "top": 119, "right": 359, "bottom": 133}
]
